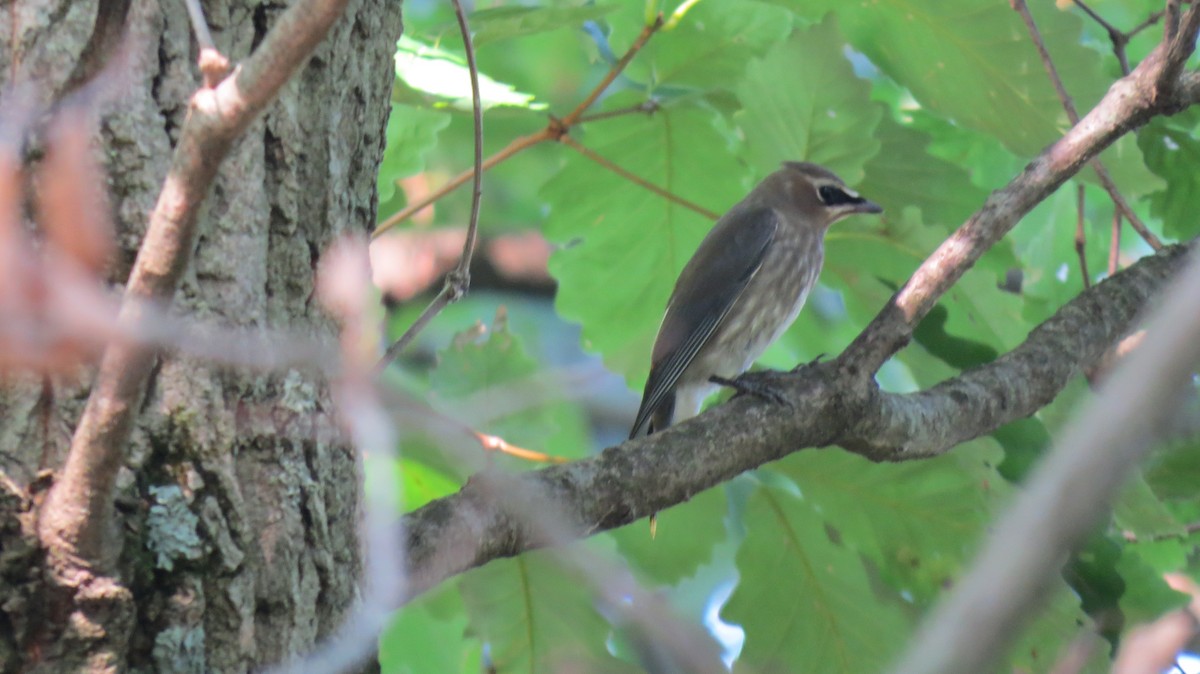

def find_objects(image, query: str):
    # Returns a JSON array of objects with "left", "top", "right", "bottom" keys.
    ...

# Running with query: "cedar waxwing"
[{"left": 629, "top": 161, "right": 882, "bottom": 438}]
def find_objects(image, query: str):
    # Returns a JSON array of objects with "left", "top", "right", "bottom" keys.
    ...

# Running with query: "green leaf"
[
  {"left": 541, "top": 102, "right": 746, "bottom": 385},
  {"left": 471, "top": 4, "right": 618, "bottom": 47},
  {"left": 607, "top": 0, "right": 794, "bottom": 92},
  {"left": 1144, "top": 436, "right": 1200, "bottom": 501},
  {"left": 394, "top": 36, "right": 546, "bottom": 111},
  {"left": 609, "top": 485, "right": 727, "bottom": 585},
  {"left": 822, "top": 207, "right": 1027, "bottom": 360},
  {"left": 398, "top": 457, "right": 462, "bottom": 512},
  {"left": 771, "top": 448, "right": 998, "bottom": 600},
  {"left": 770, "top": 0, "right": 1105, "bottom": 157},
  {"left": 1114, "top": 546, "right": 1190, "bottom": 625},
  {"left": 734, "top": 15, "right": 882, "bottom": 182},
  {"left": 377, "top": 104, "right": 451, "bottom": 203},
  {"left": 1139, "top": 109, "right": 1200, "bottom": 240},
  {"left": 459, "top": 547, "right": 638, "bottom": 673},
  {"left": 858, "top": 115, "right": 987, "bottom": 232},
  {"left": 429, "top": 315, "right": 592, "bottom": 464},
  {"left": 380, "top": 587, "right": 482, "bottom": 674},
  {"left": 1007, "top": 580, "right": 1108, "bottom": 672},
  {"left": 1115, "top": 472, "right": 1186, "bottom": 540},
  {"left": 723, "top": 483, "right": 909, "bottom": 673},
  {"left": 993, "top": 417, "right": 1053, "bottom": 483}
]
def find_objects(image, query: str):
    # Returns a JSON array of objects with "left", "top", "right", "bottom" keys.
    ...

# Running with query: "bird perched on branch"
[{"left": 629, "top": 161, "right": 882, "bottom": 438}]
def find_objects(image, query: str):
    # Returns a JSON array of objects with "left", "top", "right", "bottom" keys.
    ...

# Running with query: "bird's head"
[{"left": 773, "top": 161, "right": 883, "bottom": 229}]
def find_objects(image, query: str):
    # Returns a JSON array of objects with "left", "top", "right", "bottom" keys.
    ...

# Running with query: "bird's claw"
[
  {"left": 791, "top": 353, "right": 826, "bottom": 373},
  {"left": 709, "top": 374, "right": 791, "bottom": 408}
]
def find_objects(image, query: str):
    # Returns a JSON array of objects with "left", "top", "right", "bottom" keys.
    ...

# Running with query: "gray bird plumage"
[{"left": 630, "top": 161, "right": 882, "bottom": 438}]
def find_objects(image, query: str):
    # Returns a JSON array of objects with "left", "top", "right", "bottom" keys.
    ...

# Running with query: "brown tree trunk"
[{"left": 0, "top": 0, "right": 401, "bottom": 671}]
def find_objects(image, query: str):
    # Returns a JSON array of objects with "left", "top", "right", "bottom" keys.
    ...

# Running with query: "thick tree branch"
[
  {"left": 840, "top": 35, "right": 1200, "bottom": 377},
  {"left": 889, "top": 248, "right": 1200, "bottom": 674},
  {"left": 398, "top": 243, "right": 1193, "bottom": 600},
  {"left": 842, "top": 244, "right": 1191, "bottom": 460},
  {"left": 38, "top": 0, "right": 352, "bottom": 576}
]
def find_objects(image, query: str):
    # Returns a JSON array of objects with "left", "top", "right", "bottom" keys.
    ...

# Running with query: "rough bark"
[{"left": 0, "top": 0, "right": 402, "bottom": 671}]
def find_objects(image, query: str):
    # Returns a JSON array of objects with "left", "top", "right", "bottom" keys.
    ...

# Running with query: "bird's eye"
[{"left": 818, "top": 185, "right": 861, "bottom": 207}]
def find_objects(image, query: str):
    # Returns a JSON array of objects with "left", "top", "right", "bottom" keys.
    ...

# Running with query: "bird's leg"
[
  {"left": 791, "top": 352, "right": 826, "bottom": 372},
  {"left": 709, "top": 373, "right": 791, "bottom": 408}
]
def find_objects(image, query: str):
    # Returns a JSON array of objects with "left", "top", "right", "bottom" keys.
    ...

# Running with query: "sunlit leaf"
[
  {"left": 471, "top": 4, "right": 618, "bottom": 47},
  {"left": 394, "top": 36, "right": 547, "bottom": 111}
]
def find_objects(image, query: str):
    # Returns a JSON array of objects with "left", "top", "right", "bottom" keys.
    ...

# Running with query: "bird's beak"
[{"left": 852, "top": 198, "right": 883, "bottom": 215}]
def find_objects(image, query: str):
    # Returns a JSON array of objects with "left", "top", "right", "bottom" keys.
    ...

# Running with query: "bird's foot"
[
  {"left": 709, "top": 373, "right": 790, "bottom": 408},
  {"left": 791, "top": 353, "right": 827, "bottom": 373}
]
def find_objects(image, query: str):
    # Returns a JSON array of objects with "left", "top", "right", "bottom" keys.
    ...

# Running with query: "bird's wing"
[{"left": 629, "top": 208, "right": 779, "bottom": 438}]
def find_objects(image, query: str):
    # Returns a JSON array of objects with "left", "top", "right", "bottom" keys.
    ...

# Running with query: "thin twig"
[
  {"left": 450, "top": 0, "right": 483, "bottom": 284},
  {"left": 376, "top": 0, "right": 484, "bottom": 372},
  {"left": 576, "top": 99, "right": 660, "bottom": 123},
  {"left": 183, "top": 0, "right": 216, "bottom": 51},
  {"left": 371, "top": 16, "right": 666, "bottom": 240},
  {"left": 1130, "top": 9, "right": 1169, "bottom": 38},
  {"left": 1094, "top": 163, "right": 1163, "bottom": 250},
  {"left": 475, "top": 431, "right": 568, "bottom": 464},
  {"left": 375, "top": 292, "right": 453, "bottom": 372},
  {"left": 373, "top": 129, "right": 553, "bottom": 238},
  {"left": 1109, "top": 210, "right": 1122, "bottom": 276},
  {"left": 184, "top": 0, "right": 231, "bottom": 87},
  {"left": 1013, "top": 0, "right": 1164, "bottom": 251},
  {"left": 559, "top": 134, "right": 719, "bottom": 220},
  {"left": 1071, "top": 0, "right": 1134, "bottom": 74},
  {"left": 1075, "top": 184, "right": 1090, "bottom": 287},
  {"left": 559, "top": 15, "right": 664, "bottom": 128}
]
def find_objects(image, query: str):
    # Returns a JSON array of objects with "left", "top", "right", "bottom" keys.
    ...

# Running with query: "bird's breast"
[{"left": 688, "top": 236, "right": 823, "bottom": 381}]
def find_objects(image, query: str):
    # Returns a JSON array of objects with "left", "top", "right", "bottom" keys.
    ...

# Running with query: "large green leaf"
[
  {"left": 541, "top": 102, "right": 746, "bottom": 385},
  {"left": 380, "top": 587, "right": 482, "bottom": 674},
  {"left": 772, "top": 447, "right": 998, "bottom": 600},
  {"left": 605, "top": 0, "right": 794, "bottom": 92},
  {"left": 735, "top": 15, "right": 882, "bottom": 182},
  {"left": 722, "top": 483, "right": 910, "bottom": 672},
  {"left": 608, "top": 485, "right": 727, "bottom": 585},
  {"left": 458, "top": 547, "right": 639, "bottom": 673},
  {"left": 394, "top": 36, "right": 546, "bottom": 111},
  {"left": 428, "top": 315, "right": 592, "bottom": 464},
  {"left": 1115, "top": 472, "right": 1187, "bottom": 539},
  {"left": 377, "top": 104, "right": 451, "bottom": 204},
  {"left": 1139, "top": 109, "right": 1200, "bottom": 240},
  {"left": 470, "top": 4, "right": 618, "bottom": 47},
  {"left": 768, "top": 0, "right": 1096, "bottom": 156},
  {"left": 1008, "top": 580, "right": 1109, "bottom": 672}
]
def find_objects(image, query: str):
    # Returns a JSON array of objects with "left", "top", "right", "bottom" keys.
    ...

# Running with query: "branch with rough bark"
[{"left": 890, "top": 246, "right": 1200, "bottom": 674}]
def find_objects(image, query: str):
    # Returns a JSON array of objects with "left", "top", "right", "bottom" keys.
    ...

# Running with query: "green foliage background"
[{"left": 375, "top": 0, "right": 1200, "bottom": 671}]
